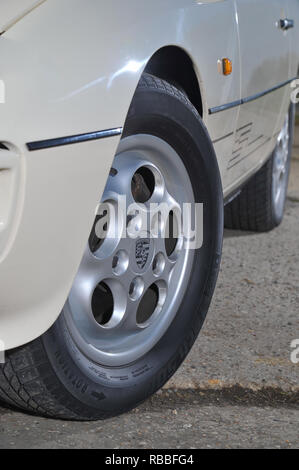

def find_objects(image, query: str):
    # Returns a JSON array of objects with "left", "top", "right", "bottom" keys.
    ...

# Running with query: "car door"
[{"left": 227, "top": 0, "right": 292, "bottom": 186}]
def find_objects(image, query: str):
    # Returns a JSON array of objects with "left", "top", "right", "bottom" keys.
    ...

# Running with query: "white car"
[{"left": 0, "top": 0, "right": 298, "bottom": 420}]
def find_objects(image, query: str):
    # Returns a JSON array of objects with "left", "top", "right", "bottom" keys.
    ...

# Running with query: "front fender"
[{"left": 0, "top": 0, "right": 237, "bottom": 350}]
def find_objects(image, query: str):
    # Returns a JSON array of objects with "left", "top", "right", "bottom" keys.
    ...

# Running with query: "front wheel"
[{"left": 0, "top": 74, "right": 223, "bottom": 420}]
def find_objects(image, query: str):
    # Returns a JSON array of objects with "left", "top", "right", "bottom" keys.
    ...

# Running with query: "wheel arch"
[{"left": 143, "top": 46, "right": 203, "bottom": 117}]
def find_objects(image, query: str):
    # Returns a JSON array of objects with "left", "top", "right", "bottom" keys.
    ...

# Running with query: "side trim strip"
[
  {"left": 209, "top": 99, "right": 242, "bottom": 114},
  {"left": 209, "top": 77, "right": 296, "bottom": 115},
  {"left": 27, "top": 127, "right": 123, "bottom": 151}
]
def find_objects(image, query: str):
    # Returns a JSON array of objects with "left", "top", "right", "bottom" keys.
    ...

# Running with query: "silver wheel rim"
[
  {"left": 272, "top": 113, "right": 290, "bottom": 218},
  {"left": 64, "top": 134, "right": 195, "bottom": 367}
]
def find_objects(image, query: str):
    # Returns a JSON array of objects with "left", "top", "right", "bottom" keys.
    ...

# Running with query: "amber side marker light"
[{"left": 218, "top": 58, "right": 232, "bottom": 76}]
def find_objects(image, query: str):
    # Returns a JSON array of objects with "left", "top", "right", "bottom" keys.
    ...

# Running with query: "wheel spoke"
[
  {"left": 70, "top": 248, "right": 115, "bottom": 306},
  {"left": 121, "top": 298, "right": 141, "bottom": 332}
]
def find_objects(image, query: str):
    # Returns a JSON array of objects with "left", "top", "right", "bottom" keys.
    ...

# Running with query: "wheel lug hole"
[
  {"left": 129, "top": 277, "right": 144, "bottom": 301},
  {"left": 152, "top": 252, "right": 166, "bottom": 277},
  {"left": 112, "top": 250, "right": 129, "bottom": 276}
]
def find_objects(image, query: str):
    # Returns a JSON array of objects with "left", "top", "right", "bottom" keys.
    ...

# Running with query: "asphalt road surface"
[{"left": 0, "top": 140, "right": 298, "bottom": 449}]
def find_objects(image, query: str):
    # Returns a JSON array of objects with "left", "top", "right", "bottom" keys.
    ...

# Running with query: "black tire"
[
  {"left": 224, "top": 104, "right": 294, "bottom": 232},
  {"left": 0, "top": 74, "right": 223, "bottom": 420}
]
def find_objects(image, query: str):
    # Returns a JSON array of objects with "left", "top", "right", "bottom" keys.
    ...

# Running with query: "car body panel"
[
  {"left": 0, "top": 0, "right": 47, "bottom": 34},
  {"left": 0, "top": 0, "right": 298, "bottom": 350}
]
